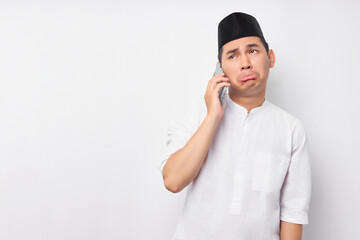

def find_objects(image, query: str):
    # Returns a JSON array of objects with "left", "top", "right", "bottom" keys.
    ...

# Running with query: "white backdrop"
[{"left": 0, "top": 0, "right": 359, "bottom": 239}]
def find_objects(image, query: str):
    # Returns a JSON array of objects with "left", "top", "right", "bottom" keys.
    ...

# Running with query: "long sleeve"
[{"left": 280, "top": 121, "right": 312, "bottom": 224}]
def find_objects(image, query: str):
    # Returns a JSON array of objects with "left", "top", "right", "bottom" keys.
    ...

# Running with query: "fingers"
[
  {"left": 214, "top": 81, "right": 231, "bottom": 92},
  {"left": 210, "top": 73, "right": 229, "bottom": 90},
  {"left": 207, "top": 73, "right": 228, "bottom": 91}
]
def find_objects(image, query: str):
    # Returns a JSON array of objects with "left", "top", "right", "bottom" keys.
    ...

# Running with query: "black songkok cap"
[{"left": 218, "top": 12, "right": 266, "bottom": 52}]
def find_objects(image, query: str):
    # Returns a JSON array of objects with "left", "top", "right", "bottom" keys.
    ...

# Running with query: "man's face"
[{"left": 221, "top": 36, "right": 275, "bottom": 97}]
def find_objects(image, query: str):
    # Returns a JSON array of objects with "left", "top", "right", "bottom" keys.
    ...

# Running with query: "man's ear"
[{"left": 268, "top": 49, "right": 275, "bottom": 68}]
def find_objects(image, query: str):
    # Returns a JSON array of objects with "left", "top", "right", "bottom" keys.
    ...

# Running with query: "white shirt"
[{"left": 159, "top": 93, "right": 311, "bottom": 240}]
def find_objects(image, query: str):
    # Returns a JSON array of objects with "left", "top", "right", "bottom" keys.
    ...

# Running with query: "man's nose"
[{"left": 241, "top": 57, "right": 252, "bottom": 70}]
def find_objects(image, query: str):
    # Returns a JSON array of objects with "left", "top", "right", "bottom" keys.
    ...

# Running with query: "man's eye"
[
  {"left": 229, "top": 55, "right": 235, "bottom": 59},
  {"left": 250, "top": 49, "right": 258, "bottom": 54}
]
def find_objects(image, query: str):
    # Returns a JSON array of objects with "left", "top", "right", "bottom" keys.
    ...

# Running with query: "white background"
[{"left": 0, "top": 0, "right": 359, "bottom": 239}]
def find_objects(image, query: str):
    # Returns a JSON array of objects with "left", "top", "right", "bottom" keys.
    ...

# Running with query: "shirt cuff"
[
  {"left": 160, "top": 159, "right": 167, "bottom": 176},
  {"left": 280, "top": 211, "right": 308, "bottom": 224}
]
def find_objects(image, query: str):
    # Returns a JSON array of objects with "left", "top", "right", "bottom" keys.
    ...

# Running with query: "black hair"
[{"left": 217, "top": 37, "right": 269, "bottom": 66}]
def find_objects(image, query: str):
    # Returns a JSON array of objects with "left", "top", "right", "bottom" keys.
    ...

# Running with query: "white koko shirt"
[{"left": 159, "top": 93, "right": 311, "bottom": 240}]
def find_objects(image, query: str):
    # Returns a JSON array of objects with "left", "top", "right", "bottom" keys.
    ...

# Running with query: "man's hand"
[
  {"left": 204, "top": 62, "right": 230, "bottom": 121},
  {"left": 280, "top": 221, "right": 303, "bottom": 240}
]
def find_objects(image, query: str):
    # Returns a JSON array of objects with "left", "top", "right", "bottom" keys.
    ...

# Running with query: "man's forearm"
[
  {"left": 280, "top": 221, "right": 303, "bottom": 240},
  {"left": 162, "top": 114, "right": 221, "bottom": 193}
]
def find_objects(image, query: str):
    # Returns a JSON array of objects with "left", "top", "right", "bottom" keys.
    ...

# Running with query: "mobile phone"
[{"left": 213, "top": 62, "right": 228, "bottom": 106}]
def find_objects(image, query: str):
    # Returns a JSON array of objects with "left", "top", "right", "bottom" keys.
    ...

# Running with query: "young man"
[{"left": 159, "top": 12, "right": 311, "bottom": 240}]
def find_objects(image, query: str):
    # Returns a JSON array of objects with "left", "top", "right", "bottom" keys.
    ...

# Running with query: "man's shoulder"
[
  {"left": 265, "top": 100, "right": 304, "bottom": 127},
  {"left": 185, "top": 95, "right": 207, "bottom": 126},
  {"left": 168, "top": 95, "right": 207, "bottom": 131}
]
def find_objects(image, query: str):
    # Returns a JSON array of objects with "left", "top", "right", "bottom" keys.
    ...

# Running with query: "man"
[{"left": 159, "top": 12, "right": 311, "bottom": 240}]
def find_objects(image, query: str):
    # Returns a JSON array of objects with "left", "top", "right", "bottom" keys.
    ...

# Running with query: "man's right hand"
[{"left": 204, "top": 68, "right": 230, "bottom": 121}]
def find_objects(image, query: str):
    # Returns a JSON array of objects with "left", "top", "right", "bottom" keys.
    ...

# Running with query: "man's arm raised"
[{"left": 162, "top": 71, "right": 230, "bottom": 193}]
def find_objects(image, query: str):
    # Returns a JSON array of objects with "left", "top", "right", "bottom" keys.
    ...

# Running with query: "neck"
[{"left": 228, "top": 89, "right": 265, "bottom": 114}]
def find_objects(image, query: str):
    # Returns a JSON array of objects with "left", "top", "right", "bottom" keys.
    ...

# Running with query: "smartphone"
[{"left": 213, "top": 62, "right": 228, "bottom": 106}]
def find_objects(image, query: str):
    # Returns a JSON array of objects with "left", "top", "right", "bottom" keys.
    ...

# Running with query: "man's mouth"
[{"left": 239, "top": 75, "right": 256, "bottom": 82}]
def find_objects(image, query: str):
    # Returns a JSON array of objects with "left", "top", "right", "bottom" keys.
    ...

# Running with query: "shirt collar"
[{"left": 225, "top": 93, "right": 267, "bottom": 116}]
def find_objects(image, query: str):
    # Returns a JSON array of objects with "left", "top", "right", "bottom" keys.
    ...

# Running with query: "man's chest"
[{"left": 197, "top": 111, "right": 292, "bottom": 194}]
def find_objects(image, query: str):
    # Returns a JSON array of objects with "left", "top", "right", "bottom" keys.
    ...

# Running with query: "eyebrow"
[{"left": 225, "top": 43, "right": 261, "bottom": 55}]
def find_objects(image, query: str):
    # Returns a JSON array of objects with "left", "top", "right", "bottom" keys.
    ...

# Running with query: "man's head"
[{"left": 217, "top": 12, "right": 275, "bottom": 98}]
